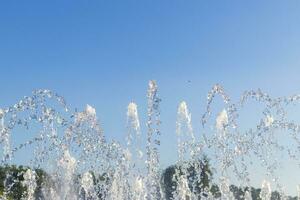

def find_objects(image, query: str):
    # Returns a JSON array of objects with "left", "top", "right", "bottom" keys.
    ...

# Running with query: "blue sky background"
[{"left": 1, "top": 0, "right": 300, "bottom": 195}]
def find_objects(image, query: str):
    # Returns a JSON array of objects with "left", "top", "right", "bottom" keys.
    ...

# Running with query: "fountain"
[{"left": 0, "top": 81, "right": 300, "bottom": 199}]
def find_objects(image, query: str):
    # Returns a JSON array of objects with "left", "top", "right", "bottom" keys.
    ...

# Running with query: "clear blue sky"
[{"left": 1, "top": 0, "right": 300, "bottom": 194}]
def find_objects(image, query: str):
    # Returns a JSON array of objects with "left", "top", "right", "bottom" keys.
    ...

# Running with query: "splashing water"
[{"left": 1, "top": 81, "right": 300, "bottom": 199}]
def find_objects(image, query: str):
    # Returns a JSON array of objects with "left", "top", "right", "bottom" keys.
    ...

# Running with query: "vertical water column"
[
  {"left": 126, "top": 102, "right": 143, "bottom": 168},
  {"left": 173, "top": 101, "right": 194, "bottom": 199},
  {"left": 81, "top": 172, "right": 97, "bottom": 199},
  {"left": 127, "top": 102, "right": 146, "bottom": 199},
  {"left": 216, "top": 109, "right": 234, "bottom": 199},
  {"left": 244, "top": 190, "right": 252, "bottom": 200},
  {"left": 297, "top": 185, "right": 300, "bottom": 200},
  {"left": 57, "top": 150, "right": 77, "bottom": 200},
  {"left": 216, "top": 109, "right": 228, "bottom": 176},
  {"left": 176, "top": 101, "right": 194, "bottom": 163},
  {"left": 0, "top": 108, "right": 10, "bottom": 162},
  {"left": 22, "top": 169, "right": 37, "bottom": 200},
  {"left": 260, "top": 180, "right": 271, "bottom": 200},
  {"left": 146, "top": 80, "right": 162, "bottom": 200}
]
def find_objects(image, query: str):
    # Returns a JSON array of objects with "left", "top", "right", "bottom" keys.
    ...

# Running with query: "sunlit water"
[{"left": 0, "top": 81, "right": 300, "bottom": 199}]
